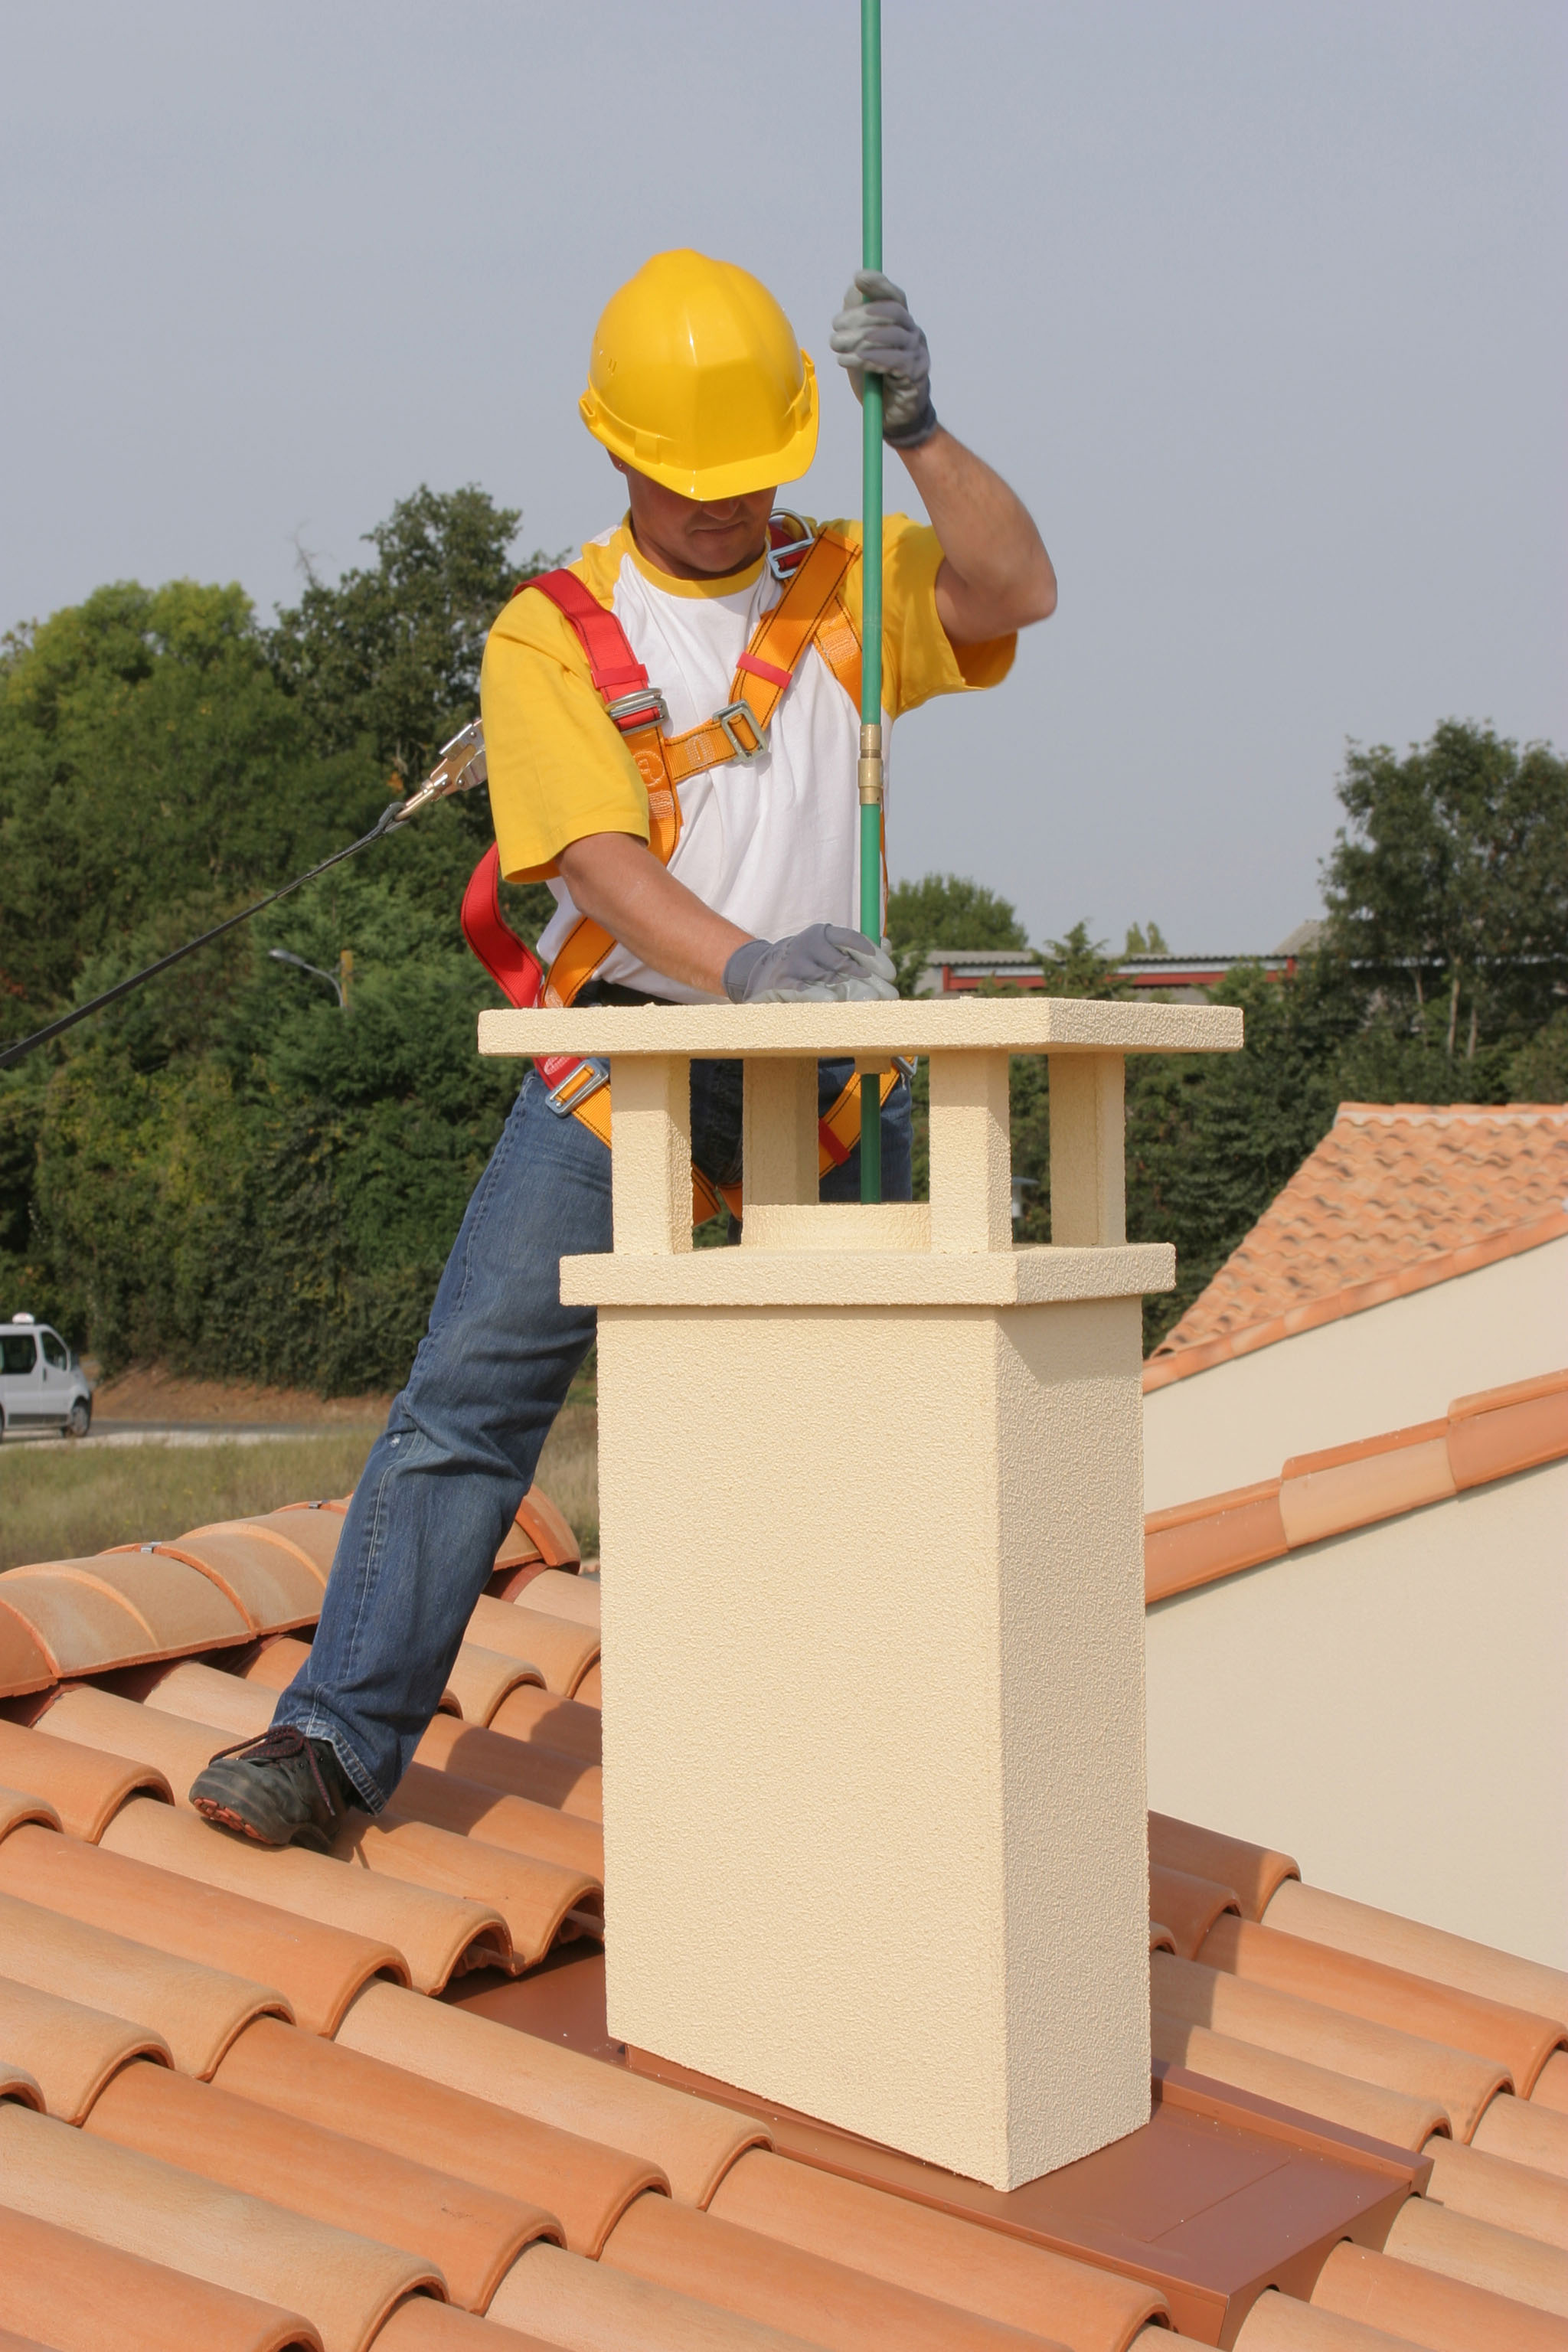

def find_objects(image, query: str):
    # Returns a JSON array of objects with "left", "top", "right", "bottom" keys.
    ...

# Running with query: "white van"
[{"left": 0, "top": 1315, "right": 93, "bottom": 1438}]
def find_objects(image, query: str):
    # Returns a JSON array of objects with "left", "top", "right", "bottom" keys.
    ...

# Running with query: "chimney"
[{"left": 483, "top": 995, "right": 1239, "bottom": 2189}]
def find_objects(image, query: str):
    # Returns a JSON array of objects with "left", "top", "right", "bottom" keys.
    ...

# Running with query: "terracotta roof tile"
[
  {"left": 1472, "top": 2094, "right": 1568, "bottom": 2180},
  {"left": 1146, "top": 2014, "right": 1448, "bottom": 2150},
  {"left": 0, "top": 1883, "right": 289, "bottom": 2073},
  {"left": 384, "top": 1763, "right": 604, "bottom": 1882},
  {"left": 1263, "top": 1877, "right": 1568, "bottom": 2034},
  {"left": 1148, "top": 1102, "right": 1568, "bottom": 1381},
  {"left": 514, "top": 1485, "right": 582, "bottom": 1570},
  {"left": 325, "top": 1810, "right": 599, "bottom": 1971},
  {"left": 707, "top": 2146, "right": 1164, "bottom": 2347},
  {"left": 0, "top": 1816, "right": 408, "bottom": 2032},
  {"left": 413, "top": 1711, "right": 603, "bottom": 1821},
  {"left": 1151, "top": 1951, "right": 1509, "bottom": 2138},
  {"left": 521, "top": 1568, "right": 602, "bottom": 1630},
  {"left": 0, "top": 1786, "right": 59, "bottom": 1841},
  {"left": 0, "top": 1976, "right": 171, "bottom": 2123},
  {"left": 100, "top": 1798, "right": 514, "bottom": 1993},
  {"left": 0, "top": 1716, "right": 169, "bottom": 1838},
  {"left": 575, "top": 1659, "right": 603, "bottom": 1707},
  {"left": 0, "top": 2101, "right": 438, "bottom": 2352},
  {"left": 1, "top": 2060, "right": 43, "bottom": 2110},
  {"left": 1197, "top": 1914, "right": 1566, "bottom": 2095},
  {"left": 484, "top": 1683, "right": 603, "bottom": 1761},
  {"left": 1230, "top": 2292, "right": 1420, "bottom": 2349},
  {"left": 1147, "top": 1863, "right": 1241, "bottom": 1960},
  {"left": 468, "top": 1593, "right": 602, "bottom": 1698},
  {"left": 1421, "top": 2131, "right": 1568, "bottom": 2254},
  {"left": 439, "top": 1644, "right": 544, "bottom": 1725},
  {"left": 0, "top": 1553, "right": 249, "bottom": 1677},
  {"left": 0, "top": 1602, "right": 54, "bottom": 1702},
  {"left": 1146, "top": 1812, "right": 1298, "bottom": 1919},
  {"left": 1382, "top": 2188, "right": 1568, "bottom": 2314},
  {"left": 146, "top": 1530, "right": 326, "bottom": 1635},
  {"left": 1144, "top": 1366, "right": 1568, "bottom": 1601},
  {"left": 600, "top": 2190, "right": 1073, "bottom": 2350},
  {"left": 370, "top": 2298, "right": 560, "bottom": 2351},
  {"left": 1312, "top": 2234, "right": 1568, "bottom": 2347},
  {"left": 488, "top": 2238, "right": 828, "bottom": 2349},
  {"left": 0, "top": 2205, "right": 323, "bottom": 2351},
  {"left": 214, "top": 2015, "right": 662, "bottom": 2259},
  {"left": 1535, "top": 2053, "right": 1568, "bottom": 2113},
  {"left": 82, "top": 2058, "right": 560, "bottom": 2314},
  {"left": 335, "top": 1980, "right": 766, "bottom": 2207}
]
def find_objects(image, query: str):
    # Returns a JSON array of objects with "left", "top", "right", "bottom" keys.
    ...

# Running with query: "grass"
[{"left": 0, "top": 1405, "right": 599, "bottom": 1570}]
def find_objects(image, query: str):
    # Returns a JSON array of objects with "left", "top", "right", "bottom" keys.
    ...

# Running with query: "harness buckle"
[
  {"left": 714, "top": 701, "right": 769, "bottom": 763},
  {"left": 542, "top": 1057, "right": 611, "bottom": 1117},
  {"left": 766, "top": 528, "right": 815, "bottom": 583},
  {"left": 606, "top": 688, "right": 669, "bottom": 733}
]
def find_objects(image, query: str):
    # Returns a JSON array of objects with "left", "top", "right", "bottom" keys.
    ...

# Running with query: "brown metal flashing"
[{"left": 622, "top": 2047, "right": 1423, "bottom": 2345}]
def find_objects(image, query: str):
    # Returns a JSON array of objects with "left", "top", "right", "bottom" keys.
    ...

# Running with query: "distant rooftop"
[{"left": 916, "top": 924, "right": 1324, "bottom": 997}]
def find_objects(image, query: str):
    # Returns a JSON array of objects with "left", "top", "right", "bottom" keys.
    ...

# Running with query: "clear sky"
[{"left": 2, "top": 2, "right": 1563, "bottom": 951}]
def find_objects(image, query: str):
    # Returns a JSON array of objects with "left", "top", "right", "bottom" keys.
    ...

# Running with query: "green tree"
[
  {"left": 886, "top": 871, "right": 1028, "bottom": 996},
  {"left": 1323, "top": 720, "right": 1568, "bottom": 1060}
]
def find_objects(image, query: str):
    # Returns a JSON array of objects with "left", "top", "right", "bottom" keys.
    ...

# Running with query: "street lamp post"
[{"left": 268, "top": 948, "right": 345, "bottom": 1008}]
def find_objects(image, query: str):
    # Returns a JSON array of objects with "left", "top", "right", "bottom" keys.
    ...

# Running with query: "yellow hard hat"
[{"left": 580, "top": 250, "right": 818, "bottom": 501}]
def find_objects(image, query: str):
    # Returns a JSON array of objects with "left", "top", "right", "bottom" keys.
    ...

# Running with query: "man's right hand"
[{"left": 724, "top": 924, "right": 897, "bottom": 1004}]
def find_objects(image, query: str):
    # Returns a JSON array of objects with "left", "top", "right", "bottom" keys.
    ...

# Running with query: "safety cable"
[{"left": 0, "top": 720, "right": 488, "bottom": 1075}]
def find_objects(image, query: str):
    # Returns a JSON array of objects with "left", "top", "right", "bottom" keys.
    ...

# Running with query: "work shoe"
[{"left": 190, "top": 1725, "right": 354, "bottom": 1852}]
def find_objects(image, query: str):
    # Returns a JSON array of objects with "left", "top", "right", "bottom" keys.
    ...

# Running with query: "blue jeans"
[{"left": 276, "top": 1057, "right": 913, "bottom": 1806}]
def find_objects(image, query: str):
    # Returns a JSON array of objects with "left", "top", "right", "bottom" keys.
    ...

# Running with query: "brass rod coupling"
[{"left": 858, "top": 720, "right": 884, "bottom": 807}]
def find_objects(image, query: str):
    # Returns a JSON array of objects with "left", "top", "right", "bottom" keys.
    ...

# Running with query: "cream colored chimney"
[{"left": 482, "top": 996, "right": 1239, "bottom": 2190}]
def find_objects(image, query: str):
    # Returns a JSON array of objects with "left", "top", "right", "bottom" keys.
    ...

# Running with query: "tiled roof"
[
  {"left": 1145, "top": 1366, "right": 1568, "bottom": 1603},
  {"left": 1, "top": 1480, "right": 1566, "bottom": 2347},
  {"left": 1147, "top": 1103, "right": 1568, "bottom": 1388}
]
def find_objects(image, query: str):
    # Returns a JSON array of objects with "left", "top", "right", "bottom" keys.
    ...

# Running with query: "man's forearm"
[
  {"left": 900, "top": 427, "right": 1057, "bottom": 643},
  {"left": 557, "top": 831, "right": 750, "bottom": 996}
]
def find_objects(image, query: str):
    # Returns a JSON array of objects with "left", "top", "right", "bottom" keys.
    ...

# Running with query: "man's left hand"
[{"left": 830, "top": 270, "right": 939, "bottom": 450}]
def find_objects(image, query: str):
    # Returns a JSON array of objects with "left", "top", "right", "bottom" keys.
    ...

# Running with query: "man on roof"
[{"left": 190, "top": 249, "right": 1057, "bottom": 1847}]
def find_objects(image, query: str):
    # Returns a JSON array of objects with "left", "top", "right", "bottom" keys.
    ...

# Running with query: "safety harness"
[{"left": 459, "top": 514, "right": 900, "bottom": 1227}]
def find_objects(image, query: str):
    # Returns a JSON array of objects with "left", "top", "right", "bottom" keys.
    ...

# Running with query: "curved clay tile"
[
  {"left": 514, "top": 1486, "right": 581, "bottom": 1570},
  {"left": 1198, "top": 1915, "right": 1565, "bottom": 2093},
  {"left": 0, "top": 1820, "right": 407, "bottom": 2035},
  {"left": 186, "top": 1508, "right": 341, "bottom": 1576},
  {"left": 0, "top": 1553, "right": 248, "bottom": 1668},
  {"left": 370, "top": 2294, "right": 560, "bottom": 2349},
  {"left": 0, "top": 1717, "right": 170, "bottom": 1840},
  {"left": 1313, "top": 2235, "right": 1566, "bottom": 2347},
  {"left": 575, "top": 1661, "right": 603, "bottom": 1709},
  {"left": 240, "top": 1635, "right": 315, "bottom": 1693},
  {"left": 1277, "top": 1430, "right": 1456, "bottom": 1550},
  {"left": 441, "top": 1643, "right": 545, "bottom": 1726},
  {"left": 520, "top": 1569, "right": 600, "bottom": 1629},
  {"left": 99, "top": 1798, "right": 511, "bottom": 1995},
  {"left": 1448, "top": 1371, "right": 1568, "bottom": 1491},
  {"left": 485, "top": 1685, "right": 603, "bottom": 1761},
  {"left": 493, "top": 1519, "right": 545, "bottom": 1575},
  {"left": 0, "top": 1975, "right": 171, "bottom": 2123},
  {"left": 0, "top": 2204, "right": 323, "bottom": 2352},
  {"left": 0, "top": 1599, "right": 53, "bottom": 1701},
  {"left": 0, "top": 2102, "right": 439, "bottom": 2352},
  {"left": 215, "top": 2015, "right": 662, "bottom": 2259},
  {"left": 150, "top": 1530, "right": 325, "bottom": 1636},
  {"left": 1151, "top": 1952, "right": 1508, "bottom": 2140},
  {"left": 1422, "top": 2132, "right": 1568, "bottom": 2254},
  {"left": 1383, "top": 2191, "right": 1568, "bottom": 2314},
  {"left": 601, "top": 2190, "right": 1070, "bottom": 2351},
  {"left": 1147, "top": 1814, "right": 1298, "bottom": 1920},
  {"left": 1148, "top": 1923, "right": 1177, "bottom": 1955},
  {"left": 1148, "top": 1864, "right": 1240, "bottom": 1961},
  {"left": 336, "top": 1981, "right": 766, "bottom": 2210},
  {"left": 1263, "top": 1880, "right": 1568, "bottom": 2035},
  {"left": 83, "top": 2060, "right": 560, "bottom": 2315},
  {"left": 388, "top": 1764, "right": 604, "bottom": 1883},
  {"left": 1230, "top": 2288, "right": 1424, "bottom": 2347},
  {"left": 327, "top": 1811, "right": 598, "bottom": 1972},
  {"left": 490, "top": 2237, "right": 842, "bottom": 2350},
  {"left": 1143, "top": 1482, "right": 1289, "bottom": 1606},
  {"left": 139, "top": 1656, "right": 279, "bottom": 1742},
  {"left": 1472, "top": 2092, "right": 1568, "bottom": 2180},
  {"left": 38, "top": 1680, "right": 256, "bottom": 1798},
  {"left": 1148, "top": 2013, "right": 1446, "bottom": 2151},
  {"left": 0, "top": 1785, "right": 60, "bottom": 1841},
  {"left": 1, "top": 2059, "right": 43, "bottom": 2109},
  {"left": 708, "top": 2147, "right": 1165, "bottom": 2346},
  {"left": 0, "top": 1885, "right": 288, "bottom": 2075},
  {"left": 1537, "top": 2056, "right": 1568, "bottom": 2114},
  {"left": 468, "top": 1594, "right": 601, "bottom": 1699},
  {"left": 415, "top": 1713, "right": 604, "bottom": 1822}
]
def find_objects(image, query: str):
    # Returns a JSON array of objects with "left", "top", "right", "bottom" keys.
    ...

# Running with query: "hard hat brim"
[{"left": 580, "top": 352, "right": 819, "bottom": 501}]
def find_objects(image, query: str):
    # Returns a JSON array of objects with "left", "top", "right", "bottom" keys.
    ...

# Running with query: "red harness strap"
[{"left": 460, "top": 843, "right": 541, "bottom": 1009}]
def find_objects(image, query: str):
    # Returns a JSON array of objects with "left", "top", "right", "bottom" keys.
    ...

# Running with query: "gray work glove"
[
  {"left": 829, "top": 270, "right": 939, "bottom": 449},
  {"left": 724, "top": 923, "right": 898, "bottom": 1004}
]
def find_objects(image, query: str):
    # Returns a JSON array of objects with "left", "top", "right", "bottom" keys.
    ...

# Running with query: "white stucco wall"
[
  {"left": 1143, "top": 1235, "right": 1568, "bottom": 1511},
  {"left": 1145, "top": 1459, "right": 1568, "bottom": 1968}
]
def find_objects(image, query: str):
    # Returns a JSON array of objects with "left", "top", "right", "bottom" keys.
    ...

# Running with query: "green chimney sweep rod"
[{"left": 858, "top": 0, "right": 884, "bottom": 1203}]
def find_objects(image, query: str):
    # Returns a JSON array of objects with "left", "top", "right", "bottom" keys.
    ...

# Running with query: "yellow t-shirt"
[{"left": 480, "top": 513, "right": 1014, "bottom": 1001}]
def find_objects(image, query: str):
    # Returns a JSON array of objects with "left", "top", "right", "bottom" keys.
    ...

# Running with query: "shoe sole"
[{"left": 191, "top": 1794, "right": 330, "bottom": 1854}]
